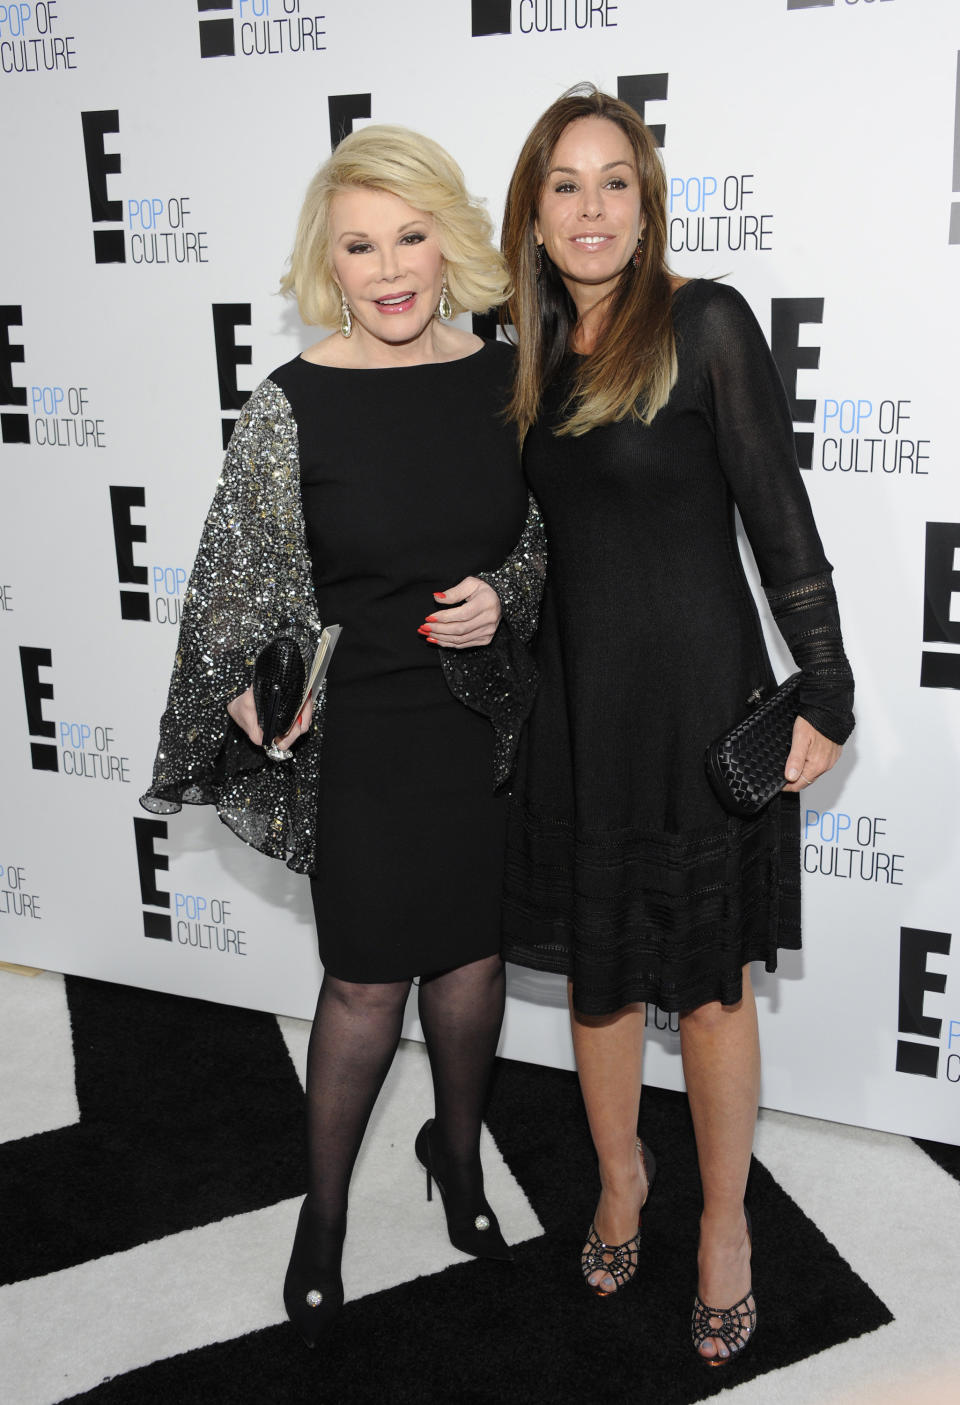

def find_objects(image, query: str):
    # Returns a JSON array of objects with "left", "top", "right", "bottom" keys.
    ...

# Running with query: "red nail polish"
[
  {"left": 297, "top": 713, "right": 303, "bottom": 727},
  {"left": 425, "top": 614, "right": 438, "bottom": 623},
  {"left": 434, "top": 592, "right": 446, "bottom": 599},
  {"left": 418, "top": 626, "right": 432, "bottom": 636}
]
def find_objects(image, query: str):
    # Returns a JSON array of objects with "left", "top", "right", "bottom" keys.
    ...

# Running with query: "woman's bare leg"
[
  {"left": 679, "top": 966, "right": 759, "bottom": 1361},
  {"left": 569, "top": 985, "right": 648, "bottom": 1292}
]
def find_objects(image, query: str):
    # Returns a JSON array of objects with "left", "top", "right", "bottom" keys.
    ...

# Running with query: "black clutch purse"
[
  {"left": 253, "top": 634, "right": 306, "bottom": 762},
  {"left": 705, "top": 673, "right": 803, "bottom": 818}
]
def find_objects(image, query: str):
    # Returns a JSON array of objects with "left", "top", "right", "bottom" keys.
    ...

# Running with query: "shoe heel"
[{"left": 414, "top": 1117, "right": 512, "bottom": 1262}]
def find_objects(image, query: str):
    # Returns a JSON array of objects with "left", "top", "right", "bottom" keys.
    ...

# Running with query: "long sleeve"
[
  {"left": 477, "top": 491, "right": 547, "bottom": 644},
  {"left": 696, "top": 285, "right": 854, "bottom": 744},
  {"left": 442, "top": 491, "right": 547, "bottom": 785},
  {"left": 140, "top": 380, "right": 327, "bottom": 874}
]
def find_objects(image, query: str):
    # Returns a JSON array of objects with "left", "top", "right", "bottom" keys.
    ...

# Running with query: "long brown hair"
[{"left": 502, "top": 84, "right": 677, "bottom": 439}]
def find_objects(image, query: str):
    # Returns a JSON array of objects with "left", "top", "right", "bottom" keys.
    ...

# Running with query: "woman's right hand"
[
  {"left": 226, "top": 687, "right": 264, "bottom": 746},
  {"left": 226, "top": 686, "right": 313, "bottom": 751}
]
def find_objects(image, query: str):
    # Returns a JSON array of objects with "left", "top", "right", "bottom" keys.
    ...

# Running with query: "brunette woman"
[{"left": 500, "top": 85, "right": 853, "bottom": 1365}]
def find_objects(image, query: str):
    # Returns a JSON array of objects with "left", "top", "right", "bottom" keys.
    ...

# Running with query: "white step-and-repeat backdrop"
[{"left": 2, "top": 0, "right": 958, "bottom": 1143}]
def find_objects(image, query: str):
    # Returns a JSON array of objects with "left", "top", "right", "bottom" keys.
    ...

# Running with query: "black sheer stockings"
[{"left": 299, "top": 955, "right": 505, "bottom": 1279}]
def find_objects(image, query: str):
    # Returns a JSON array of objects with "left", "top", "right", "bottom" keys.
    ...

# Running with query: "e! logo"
[
  {"left": 134, "top": 817, "right": 171, "bottom": 941},
  {"left": 198, "top": 1, "right": 235, "bottom": 58},
  {"left": 212, "top": 304, "right": 252, "bottom": 449},
  {"left": 1, "top": 305, "right": 30, "bottom": 444},
  {"left": 81, "top": 110, "right": 125, "bottom": 264},
  {"left": 617, "top": 74, "right": 668, "bottom": 148},
  {"left": 920, "top": 522, "right": 960, "bottom": 690},
  {"left": 771, "top": 298, "right": 823, "bottom": 470},
  {"left": 19, "top": 646, "right": 57, "bottom": 771},
  {"left": 472, "top": 0, "right": 511, "bottom": 35},
  {"left": 109, "top": 486, "right": 150, "bottom": 621},
  {"left": 328, "top": 93, "right": 372, "bottom": 148},
  {"left": 897, "top": 926, "right": 950, "bottom": 1077}
]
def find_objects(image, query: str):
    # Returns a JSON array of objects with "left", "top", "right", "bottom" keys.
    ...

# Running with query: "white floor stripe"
[
  {"left": 0, "top": 970, "right": 78, "bottom": 1143},
  {"left": 722, "top": 1110, "right": 959, "bottom": 1405},
  {"left": 0, "top": 1035, "right": 542, "bottom": 1405}
]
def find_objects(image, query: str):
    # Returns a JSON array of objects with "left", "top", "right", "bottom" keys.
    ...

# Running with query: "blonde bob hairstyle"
[
  {"left": 502, "top": 85, "right": 677, "bottom": 440},
  {"left": 280, "top": 125, "right": 510, "bottom": 326}
]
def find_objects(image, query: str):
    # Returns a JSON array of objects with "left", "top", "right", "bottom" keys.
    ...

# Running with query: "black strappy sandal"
[
  {"left": 580, "top": 1140, "right": 656, "bottom": 1296},
  {"left": 691, "top": 1209, "right": 756, "bottom": 1366}
]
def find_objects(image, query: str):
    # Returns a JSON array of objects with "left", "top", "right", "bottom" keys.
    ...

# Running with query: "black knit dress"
[
  {"left": 270, "top": 341, "right": 527, "bottom": 983},
  {"left": 501, "top": 280, "right": 854, "bottom": 1016}
]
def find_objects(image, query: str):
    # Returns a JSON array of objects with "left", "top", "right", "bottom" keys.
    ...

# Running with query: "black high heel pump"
[
  {"left": 414, "top": 1119, "right": 513, "bottom": 1261},
  {"left": 282, "top": 1197, "right": 345, "bottom": 1349}
]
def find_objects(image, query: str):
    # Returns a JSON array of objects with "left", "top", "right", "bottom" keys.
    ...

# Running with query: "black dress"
[
  {"left": 501, "top": 281, "right": 854, "bottom": 1016},
  {"left": 269, "top": 341, "right": 527, "bottom": 983}
]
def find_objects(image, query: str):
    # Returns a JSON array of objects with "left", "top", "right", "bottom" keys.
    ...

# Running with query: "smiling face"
[
  {"left": 329, "top": 186, "right": 445, "bottom": 353},
  {"left": 534, "top": 115, "right": 644, "bottom": 315}
]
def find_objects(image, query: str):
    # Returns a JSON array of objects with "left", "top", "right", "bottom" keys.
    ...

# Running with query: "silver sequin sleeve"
[
  {"left": 443, "top": 492, "right": 547, "bottom": 788},
  {"left": 140, "top": 379, "right": 326, "bottom": 873},
  {"left": 141, "top": 383, "right": 546, "bottom": 869}
]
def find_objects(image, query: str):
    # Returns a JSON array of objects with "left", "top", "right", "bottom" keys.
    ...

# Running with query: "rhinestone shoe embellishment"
[
  {"left": 474, "top": 1215, "right": 490, "bottom": 1231},
  {"left": 305, "top": 1290, "right": 323, "bottom": 1308}
]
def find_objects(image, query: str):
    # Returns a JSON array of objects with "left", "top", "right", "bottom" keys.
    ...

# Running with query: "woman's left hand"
[
  {"left": 419, "top": 576, "right": 502, "bottom": 648},
  {"left": 782, "top": 716, "right": 842, "bottom": 793}
]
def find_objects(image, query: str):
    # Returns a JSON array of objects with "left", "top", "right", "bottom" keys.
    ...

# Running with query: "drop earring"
[
  {"left": 340, "top": 292, "right": 352, "bottom": 338},
  {"left": 633, "top": 234, "right": 644, "bottom": 269},
  {"left": 437, "top": 280, "right": 452, "bottom": 320},
  {"left": 535, "top": 244, "right": 543, "bottom": 280}
]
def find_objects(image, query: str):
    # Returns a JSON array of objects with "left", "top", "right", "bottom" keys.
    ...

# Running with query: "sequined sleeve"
[
  {"left": 476, "top": 492, "right": 547, "bottom": 645},
  {"left": 140, "top": 379, "right": 325, "bottom": 874},
  {"left": 441, "top": 492, "right": 547, "bottom": 786}
]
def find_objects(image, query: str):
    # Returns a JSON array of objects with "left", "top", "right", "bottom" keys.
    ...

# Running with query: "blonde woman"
[
  {"left": 142, "top": 126, "right": 544, "bottom": 1347},
  {"left": 499, "top": 87, "right": 853, "bottom": 1364}
]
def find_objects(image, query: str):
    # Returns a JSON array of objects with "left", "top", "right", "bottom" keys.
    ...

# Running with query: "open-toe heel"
[
  {"left": 581, "top": 1139, "right": 656, "bottom": 1297},
  {"left": 691, "top": 1208, "right": 756, "bottom": 1367},
  {"left": 282, "top": 1197, "right": 345, "bottom": 1349},
  {"left": 415, "top": 1118, "right": 513, "bottom": 1261}
]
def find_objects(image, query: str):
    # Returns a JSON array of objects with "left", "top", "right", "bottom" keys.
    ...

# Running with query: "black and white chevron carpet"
[{"left": 1, "top": 971, "right": 957, "bottom": 1404}]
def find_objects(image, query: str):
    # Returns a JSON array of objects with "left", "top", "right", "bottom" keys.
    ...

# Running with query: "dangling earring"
[
  {"left": 437, "top": 280, "right": 452, "bottom": 320},
  {"left": 535, "top": 243, "right": 543, "bottom": 280},
  {"left": 632, "top": 234, "right": 644, "bottom": 269},
  {"left": 340, "top": 291, "right": 352, "bottom": 338}
]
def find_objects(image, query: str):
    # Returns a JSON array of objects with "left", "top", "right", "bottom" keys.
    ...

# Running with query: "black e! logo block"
[
  {"left": 81, "top": 110, "right": 126, "bottom": 264},
  {"left": 328, "top": 94, "right": 372, "bottom": 149},
  {"left": 920, "top": 522, "right": 960, "bottom": 689},
  {"left": 472, "top": 0, "right": 511, "bottom": 36},
  {"left": 134, "top": 817, "right": 172, "bottom": 941},
  {"left": 0, "top": 305, "right": 30, "bottom": 444},
  {"left": 19, "top": 646, "right": 58, "bottom": 771},
  {"left": 198, "top": 1, "right": 235, "bottom": 58},
  {"left": 212, "top": 304, "right": 252, "bottom": 449},
  {"left": 617, "top": 74, "right": 669, "bottom": 148},
  {"left": 110, "top": 486, "right": 151, "bottom": 621},
  {"left": 896, "top": 926, "right": 950, "bottom": 1077},
  {"left": 770, "top": 298, "right": 823, "bottom": 471}
]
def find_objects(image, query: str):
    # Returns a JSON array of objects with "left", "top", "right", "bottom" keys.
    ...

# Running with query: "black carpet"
[{"left": 3, "top": 977, "right": 898, "bottom": 1403}]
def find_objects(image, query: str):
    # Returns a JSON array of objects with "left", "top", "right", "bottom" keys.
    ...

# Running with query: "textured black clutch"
[
  {"left": 253, "top": 635, "right": 306, "bottom": 762},
  {"left": 705, "top": 673, "right": 803, "bottom": 818}
]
